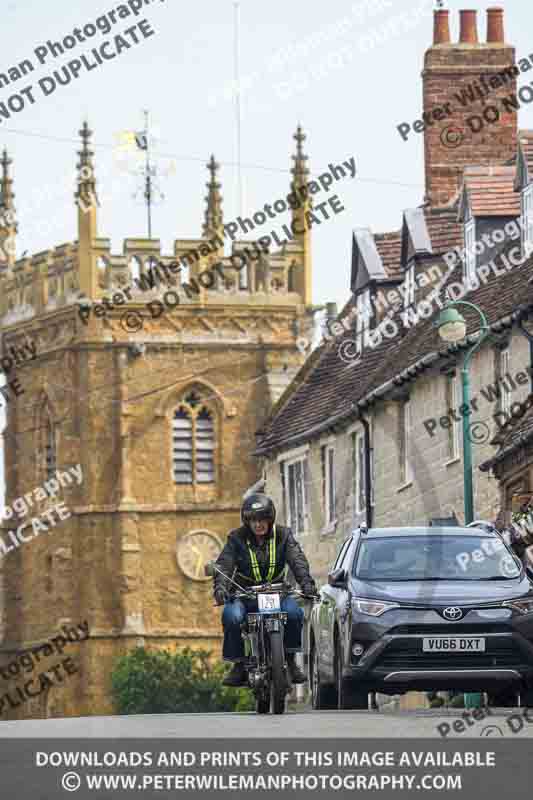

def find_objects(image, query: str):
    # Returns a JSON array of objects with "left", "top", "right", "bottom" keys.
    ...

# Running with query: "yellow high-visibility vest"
[{"left": 247, "top": 525, "right": 277, "bottom": 583}]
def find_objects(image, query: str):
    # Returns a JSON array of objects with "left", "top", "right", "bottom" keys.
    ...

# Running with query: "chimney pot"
[
  {"left": 459, "top": 9, "right": 478, "bottom": 44},
  {"left": 433, "top": 9, "right": 451, "bottom": 45},
  {"left": 487, "top": 7, "right": 504, "bottom": 43}
]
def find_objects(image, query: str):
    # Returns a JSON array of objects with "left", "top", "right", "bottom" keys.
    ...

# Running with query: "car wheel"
[
  {"left": 335, "top": 640, "right": 368, "bottom": 710},
  {"left": 310, "top": 641, "right": 337, "bottom": 710}
]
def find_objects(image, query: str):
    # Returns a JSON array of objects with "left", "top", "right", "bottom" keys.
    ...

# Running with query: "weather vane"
[{"left": 114, "top": 111, "right": 175, "bottom": 239}]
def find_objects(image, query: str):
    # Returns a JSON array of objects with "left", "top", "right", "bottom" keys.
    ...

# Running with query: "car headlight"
[
  {"left": 502, "top": 598, "right": 533, "bottom": 615},
  {"left": 353, "top": 599, "right": 400, "bottom": 617}
]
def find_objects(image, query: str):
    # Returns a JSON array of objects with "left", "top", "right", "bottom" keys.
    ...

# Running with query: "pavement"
[{"left": 0, "top": 707, "right": 532, "bottom": 738}]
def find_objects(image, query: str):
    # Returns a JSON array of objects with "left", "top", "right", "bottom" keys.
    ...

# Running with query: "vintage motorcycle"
[{"left": 205, "top": 560, "right": 315, "bottom": 715}]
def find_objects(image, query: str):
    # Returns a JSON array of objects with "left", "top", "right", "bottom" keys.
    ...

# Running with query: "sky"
[{"left": 0, "top": 0, "right": 532, "bottom": 502}]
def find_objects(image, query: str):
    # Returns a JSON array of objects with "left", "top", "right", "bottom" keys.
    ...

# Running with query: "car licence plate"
[
  {"left": 422, "top": 637, "right": 485, "bottom": 652},
  {"left": 258, "top": 593, "right": 281, "bottom": 612}
]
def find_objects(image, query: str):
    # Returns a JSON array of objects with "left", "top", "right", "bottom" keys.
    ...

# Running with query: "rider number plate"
[{"left": 258, "top": 593, "right": 281, "bottom": 612}]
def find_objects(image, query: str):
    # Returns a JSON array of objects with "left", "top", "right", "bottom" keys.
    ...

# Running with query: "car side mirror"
[
  {"left": 204, "top": 560, "right": 216, "bottom": 578},
  {"left": 328, "top": 568, "right": 347, "bottom": 588}
]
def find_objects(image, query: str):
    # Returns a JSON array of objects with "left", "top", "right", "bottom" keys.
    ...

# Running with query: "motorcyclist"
[{"left": 214, "top": 493, "right": 318, "bottom": 687}]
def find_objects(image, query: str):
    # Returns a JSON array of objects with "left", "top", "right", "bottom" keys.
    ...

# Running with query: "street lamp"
[{"left": 436, "top": 301, "right": 490, "bottom": 524}]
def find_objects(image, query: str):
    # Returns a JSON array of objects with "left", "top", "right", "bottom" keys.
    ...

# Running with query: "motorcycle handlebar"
[
  {"left": 227, "top": 587, "right": 320, "bottom": 601},
  {"left": 213, "top": 593, "right": 319, "bottom": 607}
]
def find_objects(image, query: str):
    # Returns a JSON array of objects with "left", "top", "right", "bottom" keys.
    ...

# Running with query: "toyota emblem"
[{"left": 443, "top": 606, "right": 463, "bottom": 621}]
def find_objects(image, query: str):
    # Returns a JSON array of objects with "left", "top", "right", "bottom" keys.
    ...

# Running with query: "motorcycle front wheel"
[{"left": 269, "top": 630, "right": 287, "bottom": 715}]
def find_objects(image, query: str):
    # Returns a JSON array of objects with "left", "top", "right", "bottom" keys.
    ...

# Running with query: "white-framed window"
[
  {"left": 446, "top": 373, "right": 460, "bottom": 461},
  {"left": 320, "top": 442, "right": 336, "bottom": 526},
  {"left": 349, "top": 422, "right": 375, "bottom": 519},
  {"left": 351, "top": 430, "right": 366, "bottom": 514},
  {"left": 399, "top": 399, "right": 412, "bottom": 485},
  {"left": 355, "top": 288, "right": 372, "bottom": 353},
  {"left": 499, "top": 348, "right": 511, "bottom": 418},
  {"left": 404, "top": 262, "right": 415, "bottom": 311},
  {"left": 283, "top": 456, "right": 308, "bottom": 536},
  {"left": 522, "top": 185, "right": 533, "bottom": 256},
  {"left": 464, "top": 217, "right": 476, "bottom": 284}
]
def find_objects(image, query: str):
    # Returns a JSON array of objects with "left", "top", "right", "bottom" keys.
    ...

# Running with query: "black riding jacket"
[{"left": 214, "top": 524, "right": 317, "bottom": 596}]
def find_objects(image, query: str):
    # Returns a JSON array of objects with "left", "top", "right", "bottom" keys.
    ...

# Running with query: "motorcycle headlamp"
[
  {"left": 502, "top": 598, "right": 533, "bottom": 615},
  {"left": 353, "top": 598, "right": 400, "bottom": 617}
]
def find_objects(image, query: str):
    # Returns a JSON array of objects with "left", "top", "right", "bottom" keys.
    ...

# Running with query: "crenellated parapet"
[
  {"left": 0, "top": 236, "right": 307, "bottom": 327},
  {"left": 0, "top": 122, "right": 313, "bottom": 326},
  {"left": 0, "top": 243, "right": 79, "bottom": 324}
]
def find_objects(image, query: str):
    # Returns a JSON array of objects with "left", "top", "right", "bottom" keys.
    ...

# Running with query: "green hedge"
[{"left": 110, "top": 646, "right": 254, "bottom": 714}]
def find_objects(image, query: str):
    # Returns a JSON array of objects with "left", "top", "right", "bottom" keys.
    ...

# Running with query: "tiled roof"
[
  {"left": 424, "top": 205, "right": 463, "bottom": 255},
  {"left": 256, "top": 249, "right": 533, "bottom": 456},
  {"left": 462, "top": 165, "right": 520, "bottom": 217},
  {"left": 373, "top": 231, "right": 402, "bottom": 280},
  {"left": 369, "top": 206, "right": 463, "bottom": 286}
]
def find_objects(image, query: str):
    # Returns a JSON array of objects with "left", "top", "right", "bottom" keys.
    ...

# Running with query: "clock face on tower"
[{"left": 177, "top": 530, "right": 223, "bottom": 581}]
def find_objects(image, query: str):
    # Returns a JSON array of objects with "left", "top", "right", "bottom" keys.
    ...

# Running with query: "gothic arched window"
[{"left": 172, "top": 391, "right": 215, "bottom": 485}]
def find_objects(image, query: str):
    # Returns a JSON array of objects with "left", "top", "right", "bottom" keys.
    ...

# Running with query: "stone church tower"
[{"left": 0, "top": 123, "right": 314, "bottom": 718}]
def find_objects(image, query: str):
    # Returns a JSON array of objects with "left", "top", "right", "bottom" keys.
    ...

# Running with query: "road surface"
[{"left": 0, "top": 707, "right": 531, "bottom": 737}]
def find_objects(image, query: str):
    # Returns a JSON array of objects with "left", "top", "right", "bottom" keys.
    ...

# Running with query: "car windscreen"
[{"left": 353, "top": 535, "right": 521, "bottom": 581}]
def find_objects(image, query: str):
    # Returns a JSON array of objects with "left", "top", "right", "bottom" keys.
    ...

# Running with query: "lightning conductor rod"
[
  {"left": 143, "top": 109, "right": 153, "bottom": 239},
  {"left": 234, "top": 1, "right": 243, "bottom": 216}
]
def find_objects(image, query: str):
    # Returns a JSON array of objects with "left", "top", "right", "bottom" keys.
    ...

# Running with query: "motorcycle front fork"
[
  {"left": 244, "top": 628, "right": 259, "bottom": 662},
  {"left": 242, "top": 628, "right": 269, "bottom": 689},
  {"left": 243, "top": 627, "right": 290, "bottom": 693}
]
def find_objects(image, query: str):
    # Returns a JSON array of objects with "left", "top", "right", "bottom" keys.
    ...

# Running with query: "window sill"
[
  {"left": 397, "top": 481, "right": 413, "bottom": 494},
  {"left": 444, "top": 457, "right": 461, "bottom": 468}
]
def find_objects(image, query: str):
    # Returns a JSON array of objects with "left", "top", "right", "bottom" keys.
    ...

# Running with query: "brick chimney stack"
[
  {"left": 487, "top": 7, "right": 505, "bottom": 43},
  {"left": 423, "top": 7, "right": 517, "bottom": 207}
]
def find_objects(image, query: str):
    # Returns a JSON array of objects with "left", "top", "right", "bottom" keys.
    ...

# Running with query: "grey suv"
[{"left": 309, "top": 526, "right": 533, "bottom": 710}]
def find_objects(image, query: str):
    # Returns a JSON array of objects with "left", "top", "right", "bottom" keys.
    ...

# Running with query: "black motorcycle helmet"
[{"left": 241, "top": 493, "right": 276, "bottom": 529}]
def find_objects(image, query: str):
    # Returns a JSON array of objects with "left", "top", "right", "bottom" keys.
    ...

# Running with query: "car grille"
[
  {"left": 376, "top": 640, "right": 524, "bottom": 671},
  {"left": 391, "top": 623, "right": 509, "bottom": 635}
]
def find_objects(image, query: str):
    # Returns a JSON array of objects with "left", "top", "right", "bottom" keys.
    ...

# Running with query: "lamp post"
[{"left": 436, "top": 302, "right": 490, "bottom": 524}]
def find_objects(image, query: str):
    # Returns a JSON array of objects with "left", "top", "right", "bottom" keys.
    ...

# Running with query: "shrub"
[{"left": 110, "top": 647, "right": 254, "bottom": 714}]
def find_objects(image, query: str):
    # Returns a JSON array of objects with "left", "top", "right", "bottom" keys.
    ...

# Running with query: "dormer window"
[
  {"left": 404, "top": 262, "right": 415, "bottom": 311},
  {"left": 464, "top": 216, "right": 476, "bottom": 284},
  {"left": 355, "top": 288, "right": 372, "bottom": 352},
  {"left": 522, "top": 185, "right": 533, "bottom": 256}
]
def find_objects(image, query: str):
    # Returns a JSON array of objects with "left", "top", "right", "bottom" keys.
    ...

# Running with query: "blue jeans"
[{"left": 221, "top": 596, "right": 304, "bottom": 662}]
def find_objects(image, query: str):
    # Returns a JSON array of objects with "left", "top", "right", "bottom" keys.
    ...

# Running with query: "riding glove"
[{"left": 214, "top": 587, "right": 229, "bottom": 606}]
